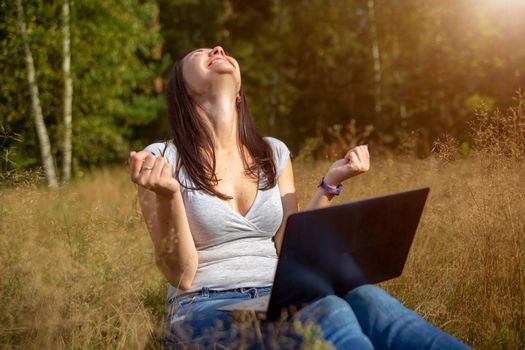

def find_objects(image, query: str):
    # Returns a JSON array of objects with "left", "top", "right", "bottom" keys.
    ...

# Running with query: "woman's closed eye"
[{"left": 191, "top": 49, "right": 207, "bottom": 57}]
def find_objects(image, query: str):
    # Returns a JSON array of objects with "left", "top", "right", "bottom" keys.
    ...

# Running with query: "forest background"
[
  {"left": 1, "top": 0, "right": 525, "bottom": 349},
  {"left": 1, "top": 0, "right": 524, "bottom": 184}
]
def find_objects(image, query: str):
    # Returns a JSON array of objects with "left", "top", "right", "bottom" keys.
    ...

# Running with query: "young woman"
[{"left": 129, "top": 46, "right": 470, "bottom": 349}]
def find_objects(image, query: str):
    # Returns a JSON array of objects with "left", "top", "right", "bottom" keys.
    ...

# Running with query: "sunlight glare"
[{"left": 484, "top": 0, "right": 525, "bottom": 8}]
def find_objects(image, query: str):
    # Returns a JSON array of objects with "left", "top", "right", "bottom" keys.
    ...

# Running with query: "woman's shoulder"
[
  {"left": 263, "top": 136, "right": 291, "bottom": 176},
  {"left": 263, "top": 136, "right": 290, "bottom": 153}
]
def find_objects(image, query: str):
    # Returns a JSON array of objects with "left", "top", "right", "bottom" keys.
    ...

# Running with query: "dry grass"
[
  {"left": 0, "top": 169, "right": 164, "bottom": 349},
  {"left": 296, "top": 153, "right": 525, "bottom": 349},
  {"left": 1, "top": 95, "right": 524, "bottom": 349},
  {"left": 1, "top": 153, "right": 523, "bottom": 349}
]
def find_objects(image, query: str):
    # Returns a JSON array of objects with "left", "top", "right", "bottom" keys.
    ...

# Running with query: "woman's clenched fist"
[
  {"left": 129, "top": 151, "right": 180, "bottom": 198},
  {"left": 324, "top": 144, "right": 370, "bottom": 186}
]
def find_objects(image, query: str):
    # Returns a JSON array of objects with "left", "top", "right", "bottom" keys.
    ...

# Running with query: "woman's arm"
[
  {"left": 274, "top": 158, "right": 299, "bottom": 255},
  {"left": 130, "top": 151, "right": 198, "bottom": 290},
  {"left": 305, "top": 145, "right": 370, "bottom": 210}
]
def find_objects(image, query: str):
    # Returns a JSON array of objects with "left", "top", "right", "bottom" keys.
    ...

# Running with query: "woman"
[{"left": 129, "top": 46, "right": 469, "bottom": 349}]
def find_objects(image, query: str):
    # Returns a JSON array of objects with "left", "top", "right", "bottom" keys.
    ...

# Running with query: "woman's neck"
[{"left": 195, "top": 90, "right": 239, "bottom": 152}]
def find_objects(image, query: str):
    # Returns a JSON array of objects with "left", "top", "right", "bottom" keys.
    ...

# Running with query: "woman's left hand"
[{"left": 324, "top": 145, "right": 370, "bottom": 186}]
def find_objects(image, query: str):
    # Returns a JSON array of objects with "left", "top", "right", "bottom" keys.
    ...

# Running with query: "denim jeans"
[{"left": 161, "top": 284, "right": 470, "bottom": 349}]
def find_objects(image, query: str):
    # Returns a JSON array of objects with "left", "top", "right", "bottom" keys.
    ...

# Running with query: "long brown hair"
[{"left": 164, "top": 49, "right": 277, "bottom": 200}]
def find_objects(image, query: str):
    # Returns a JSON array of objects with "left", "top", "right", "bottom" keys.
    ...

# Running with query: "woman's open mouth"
[{"left": 208, "top": 57, "right": 233, "bottom": 67}]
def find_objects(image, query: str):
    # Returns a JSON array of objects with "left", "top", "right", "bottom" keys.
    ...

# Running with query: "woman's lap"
[
  {"left": 162, "top": 285, "right": 470, "bottom": 350},
  {"left": 162, "top": 287, "right": 310, "bottom": 349},
  {"left": 291, "top": 294, "right": 374, "bottom": 349}
]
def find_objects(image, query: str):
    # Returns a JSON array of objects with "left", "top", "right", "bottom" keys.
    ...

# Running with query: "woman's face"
[{"left": 181, "top": 46, "right": 241, "bottom": 97}]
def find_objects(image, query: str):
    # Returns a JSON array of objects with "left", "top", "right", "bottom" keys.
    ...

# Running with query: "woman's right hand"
[{"left": 129, "top": 150, "right": 180, "bottom": 198}]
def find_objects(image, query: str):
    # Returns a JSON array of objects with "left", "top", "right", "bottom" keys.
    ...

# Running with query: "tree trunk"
[
  {"left": 62, "top": 0, "right": 73, "bottom": 183},
  {"left": 393, "top": 36, "right": 407, "bottom": 121},
  {"left": 368, "top": 0, "right": 382, "bottom": 120},
  {"left": 267, "top": 0, "right": 283, "bottom": 134},
  {"left": 16, "top": 0, "right": 58, "bottom": 187}
]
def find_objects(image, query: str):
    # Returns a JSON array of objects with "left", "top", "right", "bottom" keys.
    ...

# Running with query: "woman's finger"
[
  {"left": 354, "top": 146, "right": 368, "bottom": 164},
  {"left": 349, "top": 152, "right": 360, "bottom": 166},
  {"left": 131, "top": 152, "right": 154, "bottom": 181},
  {"left": 343, "top": 149, "right": 353, "bottom": 161},
  {"left": 150, "top": 156, "right": 164, "bottom": 180},
  {"left": 353, "top": 149, "right": 364, "bottom": 164},
  {"left": 344, "top": 147, "right": 358, "bottom": 160},
  {"left": 160, "top": 160, "right": 173, "bottom": 179},
  {"left": 142, "top": 154, "right": 156, "bottom": 169},
  {"left": 359, "top": 146, "right": 370, "bottom": 170}
]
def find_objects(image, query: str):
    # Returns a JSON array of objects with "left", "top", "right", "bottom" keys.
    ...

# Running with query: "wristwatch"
[{"left": 318, "top": 177, "right": 343, "bottom": 195}]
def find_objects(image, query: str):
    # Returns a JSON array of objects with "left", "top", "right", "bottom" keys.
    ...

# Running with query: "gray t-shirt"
[{"left": 144, "top": 137, "right": 291, "bottom": 301}]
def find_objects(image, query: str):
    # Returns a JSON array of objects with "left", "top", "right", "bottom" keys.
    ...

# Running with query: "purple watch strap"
[{"left": 318, "top": 177, "right": 343, "bottom": 195}]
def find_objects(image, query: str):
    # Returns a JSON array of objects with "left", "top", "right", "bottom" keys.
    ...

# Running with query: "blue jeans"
[{"left": 161, "top": 285, "right": 470, "bottom": 349}]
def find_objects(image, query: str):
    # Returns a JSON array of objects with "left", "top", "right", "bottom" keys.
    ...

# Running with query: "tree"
[
  {"left": 15, "top": 0, "right": 58, "bottom": 187},
  {"left": 1, "top": 0, "right": 164, "bottom": 180},
  {"left": 368, "top": 0, "right": 382, "bottom": 119},
  {"left": 61, "top": 0, "right": 72, "bottom": 183}
]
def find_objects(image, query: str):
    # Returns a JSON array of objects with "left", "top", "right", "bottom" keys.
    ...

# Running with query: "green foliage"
[
  {"left": 0, "top": 0, "right": 163, "bottom": 176},
  {"left": 156, "top": 0, "right": 525, "bottom": 156},
  {"left": 2, "top": 0, "right": 525, "bottom": 175}
]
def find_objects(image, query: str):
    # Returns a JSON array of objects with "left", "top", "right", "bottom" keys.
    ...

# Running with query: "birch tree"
[
  {"left": 368, "top": 0, "right": 382, "bottom": 118},
  {"left": 15, "top": 0, "right": 58, "bottom": 187},
  {"left": 61, "top": 0, "right": 73, "bottom": 183}
]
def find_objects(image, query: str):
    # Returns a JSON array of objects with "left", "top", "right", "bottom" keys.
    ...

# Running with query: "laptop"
[{"left": 217, "top": 187, "right": 430, "bottom": 321}]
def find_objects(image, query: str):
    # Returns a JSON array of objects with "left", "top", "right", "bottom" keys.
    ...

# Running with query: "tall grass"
[
  {"left": 1, "top": 96, "right": 524, "bottom": 349},
  {"left": 0, "top": 169, "right": 165, "bottom": 348}
]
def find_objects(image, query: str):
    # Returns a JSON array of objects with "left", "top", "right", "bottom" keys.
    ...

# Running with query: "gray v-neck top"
[{"left": 144, "top": 137, "right": 291, "bottom": 301}]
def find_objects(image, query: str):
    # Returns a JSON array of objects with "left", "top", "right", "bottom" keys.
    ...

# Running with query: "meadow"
[{"left": 1, "top": 103, "right": 524, "bottom": 348}]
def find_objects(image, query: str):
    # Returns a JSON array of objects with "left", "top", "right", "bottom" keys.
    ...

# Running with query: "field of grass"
[{"left": 1, "top": 148, "right": 523, "bottom": 349}]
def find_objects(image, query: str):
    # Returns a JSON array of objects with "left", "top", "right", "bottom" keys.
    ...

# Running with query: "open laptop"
[{"left": 217, "top": 187, "right": 430, "bottom": 321}]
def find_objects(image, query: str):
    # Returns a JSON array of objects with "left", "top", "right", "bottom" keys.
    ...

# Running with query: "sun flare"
[{"left": 484, "top": 0, "right": 525, "bottom": 8}]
